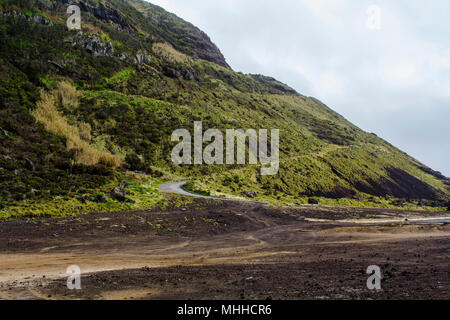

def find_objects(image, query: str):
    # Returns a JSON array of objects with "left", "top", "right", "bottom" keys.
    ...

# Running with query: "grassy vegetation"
[
  {"left": 0, "top": 175, "right": 165, "bottom": 221},
  {"left": 0, "top": 0, "right": 448, "bottom": 219}
]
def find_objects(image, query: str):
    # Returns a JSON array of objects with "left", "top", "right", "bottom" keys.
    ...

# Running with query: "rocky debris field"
[{"left": 0, "top": 198, "right": 448, "bottom": 300}]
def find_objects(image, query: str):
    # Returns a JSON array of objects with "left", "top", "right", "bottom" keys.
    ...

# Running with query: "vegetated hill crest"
[{"left": 0, "top": 0, "right": 448, "bottom": 216}]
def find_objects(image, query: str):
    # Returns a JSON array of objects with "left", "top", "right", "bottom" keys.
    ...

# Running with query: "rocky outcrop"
[
  {"left": 111, "top": 187, "right": 127, "bottom": 202},
  {"left": 65, "top": 32, "right": 159, "bottom": 68},
  {"left": 67, "top": 32, "right": 114, "bottom": 57},
  {"left": 32, "top": 15, "right": 53, "bottom": 26},
  {"left": 75, "top": 0, "right": 137, "bottom": 34},
  {"left": 0, "top": 11, "right": 53, "bottom": 26},
  {"left": 127, "top": 0, "right": 230, "bottom": 68},
  {"left": 251, "top": 75, "right": 297, "bottom": 94},
  {"left": 133, "top": 51, "right": 151, "bottom": 64},
  {"left": 242, "top": 190, "right": 258, "bottom": 198}
]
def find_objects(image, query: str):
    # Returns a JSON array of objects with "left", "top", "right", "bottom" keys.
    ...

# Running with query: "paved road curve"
[
  {"left": 158, "top": 181, "right": 264, "bottom": 203},
  {"left": 158, "top": 181, "right": 227, "bottom": 200}
]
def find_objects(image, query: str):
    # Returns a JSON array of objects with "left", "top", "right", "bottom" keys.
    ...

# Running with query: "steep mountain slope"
[{"left": 0, "top": 0, "right": 448, "bottom": 217}]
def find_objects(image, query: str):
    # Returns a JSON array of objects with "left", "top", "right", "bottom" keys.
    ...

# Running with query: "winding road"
[
  {"left": 158, "top": 181, "right": 217, "bottom": 199},
  {"left": 158, "top": 181, "right": 255, "bottom": 202}
]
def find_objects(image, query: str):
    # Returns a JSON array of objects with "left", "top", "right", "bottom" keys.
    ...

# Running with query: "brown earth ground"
[{"left": 0, "top": 197, "right": 448, "bottom": 300}]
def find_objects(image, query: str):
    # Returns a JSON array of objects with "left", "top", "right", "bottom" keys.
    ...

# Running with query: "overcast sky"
[{"left": 147, "top": 0, "right": 450, "bottom": 177}]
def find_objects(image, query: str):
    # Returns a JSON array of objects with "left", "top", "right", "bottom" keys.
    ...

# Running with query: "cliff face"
[
  {"left": 0, "top": 0, "right": 448, "bottom": 216},
  {"left": 63, "top": 0, "right": 229, "bottom": 67},
  {"left": 127, "top": 0, "right": 230, "bottom": 68}
]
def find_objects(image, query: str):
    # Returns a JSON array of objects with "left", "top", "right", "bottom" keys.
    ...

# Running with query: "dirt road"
[{"left": 0, "top": 195, "right": 448, "bottom": 300}]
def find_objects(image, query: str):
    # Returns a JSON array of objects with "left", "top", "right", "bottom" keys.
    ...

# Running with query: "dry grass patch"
[
  {"left": 152, "top": 42, "right": 191, "bottom": 64},
  {"left": 32, "top": 84, "right": 122, "bottom": 167},
  {"left": 56, "top": 81, "right": 79, "bottom": 109},
  {"left": 78, "top": 122, "right": 92, "bottom": 141}
]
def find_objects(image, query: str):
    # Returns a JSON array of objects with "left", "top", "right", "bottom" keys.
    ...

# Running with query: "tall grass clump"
[
  {"left": 56, "top": 81, "right": 79, "bottom": 109},
  {"left": 78, "top": 122, "right": 92, "bottom": 141}
]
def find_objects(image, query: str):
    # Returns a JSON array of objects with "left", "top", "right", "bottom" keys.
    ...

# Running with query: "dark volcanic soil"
[{"left": 0, "top": 198, "right": 448, "bottom": 300}]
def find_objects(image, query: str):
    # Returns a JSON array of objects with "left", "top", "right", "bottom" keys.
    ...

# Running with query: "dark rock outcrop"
[
  {"left": 242, "top": 190, "right": 257, "bottom": 198},
  {"left": 95, "top": 194, "right": 108, "bottom": 203},
  {"left": 111, "top": 188, "right": 127, "bottom": 202},
  {"left": 68, "top": 32, "right": 114, "bottom": 57}
]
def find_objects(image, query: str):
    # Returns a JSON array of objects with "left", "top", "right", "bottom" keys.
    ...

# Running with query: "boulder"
[
  {"left": 69, "top": 32, "right": 114, "bottom": 57},
  {"left": 162, "top": 66, "right": 179, "bottom": 78},
  {"left": 14, "top": 169, "right": 25, "bottom": 177},
  {"left": 32, "top": 15, "right": 52, "bottom": 26},
  {"left": 111, "top": 188, "right": 127, "bottom": 202},
  {"left": 77, "top": 195, "right": 94, "bottom": 204},
  {"left": 95, "top": 194, "right": 108, "bottom": 203},
  {"left": 242, "top": 190, "right": 257, "bottom": 198},
  {"left": 308, "top": 198, "right": 319, "bottom": 205},
  {"left": 181, "top": 67, "right": 194, "bottom": 80}
]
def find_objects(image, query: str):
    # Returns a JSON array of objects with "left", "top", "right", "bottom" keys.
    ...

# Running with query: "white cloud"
[
  {"left": 299, "top": 0, "right": 348, "bottom": 27},
  {"left": 379, "top": 58, "right": 419, "bottom": 86}
]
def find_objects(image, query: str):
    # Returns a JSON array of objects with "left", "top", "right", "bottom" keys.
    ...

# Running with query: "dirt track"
[{"left": 0, "top": 198, "right": 448, "bottom": 300}]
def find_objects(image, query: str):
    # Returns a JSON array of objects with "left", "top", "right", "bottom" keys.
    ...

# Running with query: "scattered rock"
[
  {"left": 32, "top": 15, "right": 52, "bottom": 26},
  {"left": 48, "top": 60, "right": 64, "bottom": 70},
  {"left": 308, "top": 198, "right": 319, "bottom": 205},
  {"left": 95, "top": 194, "right": 108, "bottom": 203},
  {"left": 24, "top": 158, "right": 37, "bottom": 172},
  {"left": 181, "top": 67, "right": 194, "bottom": 80},
  {"left": 68, "top": 32, "right": 114, "bottom": 57},
  {"left": 242, "top": 190, "right": 257, "bottom": 198},
  {"left": 162, "top": 66, "right": 179, "bottom": 78},
  {"left": 134, "top": 51, "right": 151, "bottom": 64},
  {"left": 111, "top": 188, "right": 127, "bottom": 202},
  {"left": 370, "top": 152, "right": 378, "bottom": 158},
  {"left": 77, "top": 195, "right": 94, "bottom": 204},
  {"left": 14, "top": 169, "right": 25, "bottom": 177}
]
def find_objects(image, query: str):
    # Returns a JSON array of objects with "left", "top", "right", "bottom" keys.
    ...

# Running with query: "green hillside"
[{"left": 0, "top": 0, "right": 449, "bottom": 219}]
